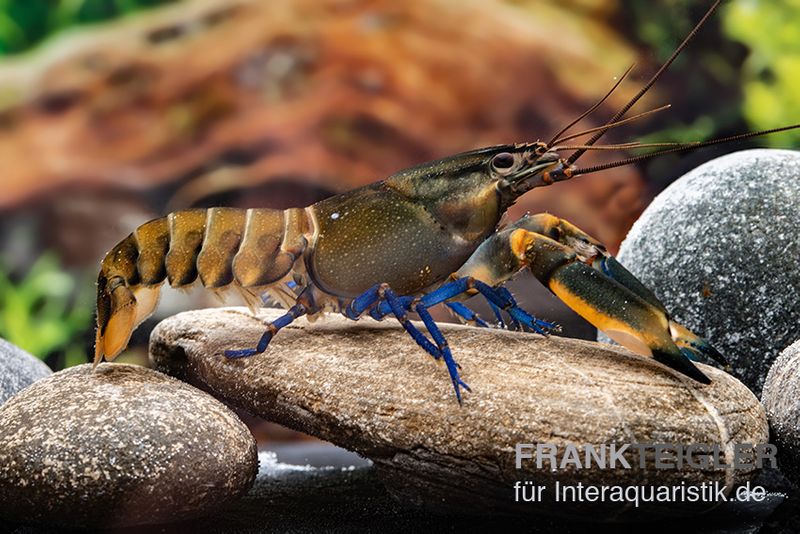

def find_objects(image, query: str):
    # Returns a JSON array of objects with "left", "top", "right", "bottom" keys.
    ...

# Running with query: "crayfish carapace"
[{"left": 94, "top": 0, "right": 797, "bottom": 402}]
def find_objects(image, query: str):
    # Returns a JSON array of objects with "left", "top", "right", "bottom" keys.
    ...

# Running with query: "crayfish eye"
[{"left": 491, "top": 152, "right": 515, "bottom": 170}]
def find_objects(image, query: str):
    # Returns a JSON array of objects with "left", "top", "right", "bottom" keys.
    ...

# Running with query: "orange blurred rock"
[{"left": 0, "top": 0, "right": 651, "bottom": 250}]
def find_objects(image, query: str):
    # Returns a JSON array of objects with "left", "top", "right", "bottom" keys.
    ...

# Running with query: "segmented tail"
[{"left": 94, "top": 207, "right": 309, "bottom": 365}]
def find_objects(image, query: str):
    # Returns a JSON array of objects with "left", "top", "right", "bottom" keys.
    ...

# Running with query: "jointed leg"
[
  {"left": 371, "top": 278, "right": 555, "bottom": 334},
  {"left": 445, "top": 302, "right": 489, "bottom": 328},
  {"left": 345, "top": 282, "right": 473, "bottom": 401},
  {"left": 225, "top": 302, "right": 308, "bottom": 358},
  {"left": 366, "top": 289, "right": 514, "bottom": 333},
  {"left": 495, "top": 287, "right": 526, "bottom": 331},
  {"left": 487, "top": 300, "right": 507, "bottom": 328},
  {"left": 414, "top": 303, "right": 471, "bottom": 403},
  {"left": 345, "top": 283, "right": 440, "bottom": 360}
]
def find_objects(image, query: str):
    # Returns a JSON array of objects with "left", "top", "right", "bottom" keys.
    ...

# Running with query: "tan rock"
[
  {"left": 0, "top": 364, "right": 258, "bottom": 528},
  {"left": 151, "top": 307, "right": 768, "bottom": 520}
]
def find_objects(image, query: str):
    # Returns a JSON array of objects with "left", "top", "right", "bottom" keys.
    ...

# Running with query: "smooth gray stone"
[
  {"left": 607, "top": 149, "right": 800, "bottom": 396},
  {"left": 762, "top": 340, "right": 800, "bottom": 485},
  {"left": 0, "top": 364, "right": 258, "bottom": 528},
  {"left": 0, "top": 338, "right": 51, "bottom": 405}
]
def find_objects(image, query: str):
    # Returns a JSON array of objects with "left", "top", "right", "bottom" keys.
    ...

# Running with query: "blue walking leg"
[
  {"left": 495, "top": 287, "right": 522, "bottom": 330},
  {"left": 348, "top": 283, "right": 472, "bottom": 401},
  {"left": 373, "top": 277, "right": 472, "bottom": 318},
  {"left": 345, "top": 283, "right": 441, "bottom": 360},
  {"left": 373, "top": 294, "right": 490, "bottom": 330},
  {"left": 370, "top": 296, "right": 413, "bottom": 321},
  {"left": 415, "top": 303, "right": 472, "bottom": 404},
  {"left": 417, "top": 277, "right": 554, "bottom": 334},
  {"left": 225, "top": 303, "right": 308, "bottom": 359},
  {"left": 344, "top": 278, "right": 553, "bottom": 403},
  {"left": 349, "top": 282, "right": 471, "bottom": 402},
  {"left": 344, "top": 283, "right": 382, "bottom": 320},
  {"left": 373, "top": 276, "right": 553, "bottom": 334},
  {"left": 446, "top": 302, "right": 489, "bottom": 328},
  {"left": 344, "top": 284, "right": 415, "bottom": 324},
  {"left": 472, "top": 281, "right": 557, "bottom": 335},
  {"left": 380, "top": 286, "right": 442, "bottom": 361},
  {"left": 370, "top": 278, "right": 471, "bottom": 319},
  {"left": 487, "top": 300, "right": 506, "bottom": 328}
]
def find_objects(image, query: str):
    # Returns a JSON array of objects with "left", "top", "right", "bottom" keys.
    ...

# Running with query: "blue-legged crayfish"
[{"left": 94, "top": 0, "right": 800, "bottom": 402}]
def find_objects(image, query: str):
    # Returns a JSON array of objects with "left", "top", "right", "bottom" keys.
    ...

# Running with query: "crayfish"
[{"left": 94, "top": 0, "right": 799, "bottom": 403}]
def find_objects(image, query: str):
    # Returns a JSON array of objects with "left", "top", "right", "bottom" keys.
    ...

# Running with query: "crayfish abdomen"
[{"left": 95, "top": 206, "right": 310, "bottom": 362}]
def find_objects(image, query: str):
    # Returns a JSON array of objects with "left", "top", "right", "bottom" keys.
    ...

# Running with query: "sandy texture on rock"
[
  {"left": 0, "top": 364, "right": 257, "bottom": 528},
  {"left": 762, "top": 339, "right": 800, "bottom": 485},
  {"left": 0, "top": 337, "right": 52, "bottom": 405},
  {"left": 612, "top": 149, "right": 800, "bottom": 396},
  {"left": 151, "top": 307, "right": 767, "bottom": 520}
]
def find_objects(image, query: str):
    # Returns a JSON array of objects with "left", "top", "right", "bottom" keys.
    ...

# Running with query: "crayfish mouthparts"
[{"left": 542, "top": 163, "right": 574, "bottom": 185}]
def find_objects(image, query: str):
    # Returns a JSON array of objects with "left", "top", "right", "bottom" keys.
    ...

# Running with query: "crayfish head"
[
  {"left": 383, "top": 142, "right": 569, "bottom": 244},
  {"left": 494, "top": 143, "right": 570, "bottom": 205}
]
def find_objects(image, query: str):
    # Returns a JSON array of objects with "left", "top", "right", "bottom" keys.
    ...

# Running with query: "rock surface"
[
  {"left": 762, "top": 340, "right": 800, "bottom": 485},
  {"left": 0, "top": 443, "right": 789, "bottom": 532},
  {"left": 151, "top": 307, "right": 768, "bottom": 520},
  {"left": 0, "top": 338, "right": 52, "bottom": 406},
  {"left": 5, "top": 444, "right": 788, "bottom": 533},
  {"left": 611, "top": 149, "right": 800, "bottom": 396},
  {"left": 0, "top": 364, "right": 258, "bottom": 528}
]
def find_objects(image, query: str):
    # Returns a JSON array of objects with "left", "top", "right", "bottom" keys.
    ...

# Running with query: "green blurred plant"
[
  {"left": 723, "top": 0, "right": 800, "bottom": 147},
  {"left": 0, "top": 0, "right": 178, "bottom": 56},
  {"left": 618, "top": 0, "right": 744, "bottom": 140},
  {"left": 0, "top": 253, "right": 92, "bottom": 368},
  {"left": 619, "top": 0, "right": 800, "bottom": 148}
]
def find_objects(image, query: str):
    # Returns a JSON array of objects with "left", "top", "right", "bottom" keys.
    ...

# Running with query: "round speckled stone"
[
  {"left": 609, "top": 149, "right": 800, "bottom": 396},
  {"left": 0, "top": 363, "right": 257, "bottom": 528},
  {"left": 762, "top": 340, "right": 800, "bottom": 484},
  {"left": 0, "top": 338, "right": 51, "bottom": 406}
]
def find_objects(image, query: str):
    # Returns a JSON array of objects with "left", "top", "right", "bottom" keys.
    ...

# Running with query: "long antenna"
[
  {"left": 567, "top": 124, "right": 800, "bottom": 177},
  {"left": 552, "top": 104, "right": 671, "bottom": 145},
  {"left": 546, "top": 64, "right": 635, "bottom": 147},
  {"left": 565, "top": 0, "right": 723, "bottom": 165},
  {"left": 554, "top": 142, "right": 676, "bottom": 151}
]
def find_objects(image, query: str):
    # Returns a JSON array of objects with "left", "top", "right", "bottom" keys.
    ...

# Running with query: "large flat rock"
[{"left": 150, "top": 307, "right": 768, "bottom": 521}]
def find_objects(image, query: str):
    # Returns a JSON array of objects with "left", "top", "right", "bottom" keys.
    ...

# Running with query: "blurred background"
[{"left": 0, "top": 0, "right": 798, "bottom": 441}]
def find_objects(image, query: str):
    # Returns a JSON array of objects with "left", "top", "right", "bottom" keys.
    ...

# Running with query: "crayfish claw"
[
  {"left": 653, "top": 348, "right": 711, "bottom": 385},
  {"left": 669, "top": 320, "right": 730, "bottom": 371}
]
